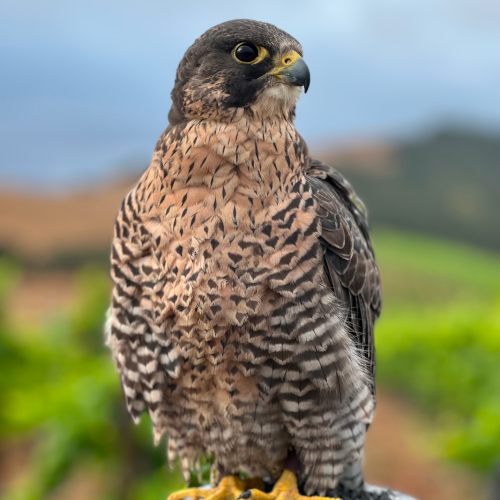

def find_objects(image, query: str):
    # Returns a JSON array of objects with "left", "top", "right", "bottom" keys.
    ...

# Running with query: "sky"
[{"left": 1, "top": 0, "right": 499, "bottom": 190}]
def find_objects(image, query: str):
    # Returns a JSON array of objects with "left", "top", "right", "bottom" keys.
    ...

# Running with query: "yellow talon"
[
  {"left": 168, "top": 475, "right": 265, "bottom": 500},
  {"left": 239, "top": 470, "right": 341, "bottom": 500}
]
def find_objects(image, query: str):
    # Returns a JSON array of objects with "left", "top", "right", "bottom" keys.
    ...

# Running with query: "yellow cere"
[{"left": 269, "top": 50, "right": 302, "bottom": 76}]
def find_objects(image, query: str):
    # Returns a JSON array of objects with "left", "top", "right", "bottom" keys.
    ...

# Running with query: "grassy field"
[
  {"left": 0, "top": 228, "right": 498, "bottom": 499},
  {"left": 372, "top": 229, "right": 500, "bottom": 471}
]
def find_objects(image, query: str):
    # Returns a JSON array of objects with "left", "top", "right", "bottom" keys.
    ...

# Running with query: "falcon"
[{"left": 106, "top": 19, "right": 381, "bottom": 500}]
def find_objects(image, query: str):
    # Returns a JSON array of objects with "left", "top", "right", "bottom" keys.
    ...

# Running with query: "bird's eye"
[{"left": 234, "top": 43, "right": 260, "bottom": 63}]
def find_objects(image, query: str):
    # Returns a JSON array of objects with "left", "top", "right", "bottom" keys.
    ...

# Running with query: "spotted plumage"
[{"left": 106, "top": 19, "right": 381, "bottom": 497}]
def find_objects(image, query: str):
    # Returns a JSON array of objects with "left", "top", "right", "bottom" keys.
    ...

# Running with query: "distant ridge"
[
  {"left": 319, "top": 128, "right": 500, "bottom": 251},
  {"left": 0, "top": 181, "right": 134, "bottom": 264},
  {"left": 0, "top": 128, "right": 498, "bottom": 266}
]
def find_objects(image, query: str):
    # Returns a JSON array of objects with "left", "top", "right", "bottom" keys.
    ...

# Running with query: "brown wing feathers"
[
  {"left": 107, "top": 173, "right": 180, "bottom": 440},
  {"left": 306, "top": 158, "right": 382, "bottom": 387}
]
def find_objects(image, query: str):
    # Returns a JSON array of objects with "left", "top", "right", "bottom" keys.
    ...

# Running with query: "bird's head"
[{"left": 168, "top": 19, "right": 310, "bottom": 124}]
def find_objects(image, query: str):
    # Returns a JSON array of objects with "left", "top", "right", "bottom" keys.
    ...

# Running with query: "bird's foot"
[
  {"left": 168, "top": 475, "right": 265, "bottom": 500},
  {"left": 237, "top": 470, "right": 341, "bottom": 500}
]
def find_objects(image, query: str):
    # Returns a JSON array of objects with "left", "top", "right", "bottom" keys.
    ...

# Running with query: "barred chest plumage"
[
  {"left": 115, "top": 112, "right": 371, "bottom": 489},
  {"left": 143, "top": 115, "right": 323, "bottom": 349}
]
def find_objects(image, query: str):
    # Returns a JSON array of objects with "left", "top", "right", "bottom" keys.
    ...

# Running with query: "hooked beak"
[{"left": 269, "top": 50, "right": 311, "bottom": 93}]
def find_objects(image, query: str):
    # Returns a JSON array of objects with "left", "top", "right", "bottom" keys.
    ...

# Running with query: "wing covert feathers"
[
  {"left": 306, "top": 157, "right": 382, "bottom": 388},
  {"left": 106, "top": 171, "right": 180, "bottom": 444}
]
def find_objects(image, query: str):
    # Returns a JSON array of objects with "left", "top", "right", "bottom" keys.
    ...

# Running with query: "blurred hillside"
[
  {"left": 321, "top": 128, "right": 500, "bottom": 250},
  {"left": 0, "top": 181, "right": 134, "bottom": 266},
  {"left": 1, "top": 128, "right": 498, "bottom": 268}
]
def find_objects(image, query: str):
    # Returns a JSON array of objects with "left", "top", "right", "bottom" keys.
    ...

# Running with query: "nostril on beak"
[{"left": 284, "top": 58, "right": 292, "bottom": 65}]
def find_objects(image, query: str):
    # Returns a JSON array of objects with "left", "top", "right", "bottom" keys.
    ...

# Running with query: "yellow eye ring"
[{"left": 232, "top": 42, "right": 268, "bottom": 65}]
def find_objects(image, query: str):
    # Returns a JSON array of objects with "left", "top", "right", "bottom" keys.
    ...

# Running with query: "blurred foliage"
[
  {"left": 373, "top": 229, "right": 500, "bottom": 471},
  {"left": 0, "top": 264, "right": 185, "bottom": 500},
  {"left": 0, "top": 228, "right": 499, "bottom": 498}
]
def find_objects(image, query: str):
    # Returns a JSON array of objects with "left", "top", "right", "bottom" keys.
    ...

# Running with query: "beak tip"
[{"left": 277, "top": 56, "right": 311, "bottom": 95}]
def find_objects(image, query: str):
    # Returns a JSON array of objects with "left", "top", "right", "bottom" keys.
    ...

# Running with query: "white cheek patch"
[
  {"left": 265, "top": 84, "right": 301, "bottom": 102},
  {"left": 253, "top": 84, "right": 302, "bottom": 117}
]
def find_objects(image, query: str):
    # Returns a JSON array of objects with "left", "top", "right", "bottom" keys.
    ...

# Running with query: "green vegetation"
[
  {"left": 0, "top": 264, "right": 185, "bottom": 500},
  {"left": 372, "top": 229, "right": 500, "bottom": 470},
  {"left": 0, "top": 228, "right": 499, "bottom": 498}
]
